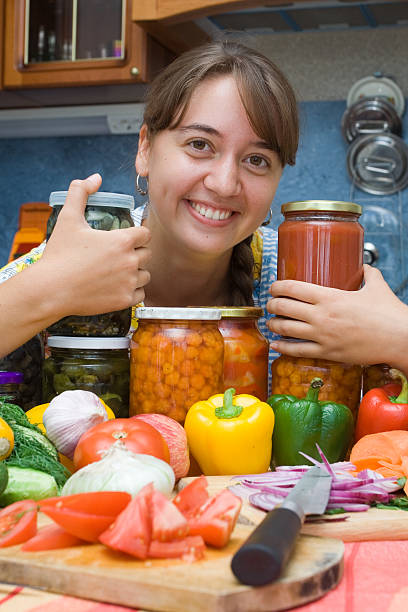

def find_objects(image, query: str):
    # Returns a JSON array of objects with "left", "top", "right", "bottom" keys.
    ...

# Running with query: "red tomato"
[
  {"left": 99, "top": 483, "right": 153, "bottom": 559},
  {"left": 148, "top": 535, "right": 205, "bottom": 560},
  {"left": 22, "top": 524, "right": 84, "bottom": 551},
  {"left": 173, "top": 475, "right": 209, "bottom": 519},
  {"left": 0, "top": 500, "right": 37, "bottom": 548},
  {"left": 39, "top": 491, "right": 131, "bottom": 543},
  {"left": 151, "top": 489, "right": 189, "bottom": 542},
  {"left": 73, "top": 419, "right": 170, "bottom": 471},
  {"left": 187, "top": 489, "right": 242, "bottom": 548}
]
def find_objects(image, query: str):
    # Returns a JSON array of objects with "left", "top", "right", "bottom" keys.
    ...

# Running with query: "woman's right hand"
[{"left": 39, "top": 173, "right": 151, "bottom": 318}]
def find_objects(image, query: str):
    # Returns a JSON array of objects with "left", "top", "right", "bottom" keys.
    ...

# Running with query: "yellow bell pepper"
[{"left": 184, "top": 388, "right": 275, "bottom": 475}]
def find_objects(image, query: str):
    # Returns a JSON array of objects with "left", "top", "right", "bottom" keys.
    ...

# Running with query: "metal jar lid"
[
  {"left": 47, "top": 336, "right": 130, "bottom": 349},
  {"left": 49, "top": 191, "right": 135, "bottom": 210},
  {"left": 341, "top": 97, "right": 402, "bottom": 144},
  {"left": 347, "top": 133, "right": 408, "bottom": 195},
  {"left": 219, "top": 307, "right": 263, "bottom": 318},
  {"left": 136, "top": 307, "right": 221, "bottom": 320},
  {"left": 281, "top": 200, "right": 362, "bottom": 215}
]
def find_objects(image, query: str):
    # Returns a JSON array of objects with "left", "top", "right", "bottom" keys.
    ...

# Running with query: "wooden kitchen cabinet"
[{"left": 3, "top": 0, "right": 152, "bottom": 88}]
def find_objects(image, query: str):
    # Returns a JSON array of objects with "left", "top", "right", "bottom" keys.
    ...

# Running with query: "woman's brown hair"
[{"left": 143, "top": 40, "right": 299, "bottom": 305}]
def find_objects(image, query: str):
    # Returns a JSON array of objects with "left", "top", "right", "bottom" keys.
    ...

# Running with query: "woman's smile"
[{"left": 187, "top": 199, "right": 235, "bottom": 223}]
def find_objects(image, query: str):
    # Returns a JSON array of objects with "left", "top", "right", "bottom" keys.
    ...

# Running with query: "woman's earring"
[
  {"left": 136, "top": 173, "right": 149, "bottom": 196},
  {"left": 262, "top": 208, "right": 272, "bottom": 226}
]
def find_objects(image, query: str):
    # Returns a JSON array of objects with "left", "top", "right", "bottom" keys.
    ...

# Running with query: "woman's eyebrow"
[{"left": 177, "top": 124, "right": 273, "bottom": 151}]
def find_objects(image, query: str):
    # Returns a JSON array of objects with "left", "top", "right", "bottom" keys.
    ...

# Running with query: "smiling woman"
[{"left": 0, "top": 40, "right": 300, "bottom": 390}]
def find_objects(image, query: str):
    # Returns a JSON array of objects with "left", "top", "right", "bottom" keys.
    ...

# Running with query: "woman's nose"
[{"left": 203, "top": 156, "right": 242, "bottom": 198}]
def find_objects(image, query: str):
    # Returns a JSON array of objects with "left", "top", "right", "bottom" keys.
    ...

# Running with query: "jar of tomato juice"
[{"left": 272, "top": 200, "right": 364, "bottom": 415}]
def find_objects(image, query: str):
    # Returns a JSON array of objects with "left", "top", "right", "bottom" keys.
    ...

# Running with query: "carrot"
[
  {"left": 350, "top": 432, "right": 402, "bottom": 465},
  {"left": 349, "top": 456, "right": 387, "bottom": 473},
  {"left": 350, "top": 431, "right": 408, "bottom": 489}
]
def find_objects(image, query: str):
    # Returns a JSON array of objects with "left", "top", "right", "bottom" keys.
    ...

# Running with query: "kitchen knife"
[{"left": 230, "top": 465, "right": 332, "bottom": 586}]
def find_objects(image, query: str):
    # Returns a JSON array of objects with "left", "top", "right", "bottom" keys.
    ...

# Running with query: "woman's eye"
[
  {"left": 247, "top": 155, "right": 269, "bottom": 168},
  {"left": 189, "top": 139, "right": 210, "bottom": 152}
]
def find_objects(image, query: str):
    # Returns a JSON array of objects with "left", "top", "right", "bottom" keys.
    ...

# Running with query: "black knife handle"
[{"left": 230, "top": 507, "right": 302, "bottom": 586}]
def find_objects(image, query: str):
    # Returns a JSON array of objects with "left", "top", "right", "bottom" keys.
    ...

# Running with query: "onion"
[
  {"left": 61, "top": 442, "right": 175, "bottom": 498},
  {"left": 229, "top": 448, "right": 402, "bottom": 514}
]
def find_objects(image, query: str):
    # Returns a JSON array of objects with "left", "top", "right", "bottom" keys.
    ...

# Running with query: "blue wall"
[{"left": 1, "top": 99, "right": 407, "bottom": 300}]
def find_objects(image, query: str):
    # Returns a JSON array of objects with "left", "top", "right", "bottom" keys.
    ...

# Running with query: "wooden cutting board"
[
  {"left": 0, "top": 513, "right": 343, "bottom": 612},
  {"left": 178, "top": 476, "right": 408, "bottom": 542}
]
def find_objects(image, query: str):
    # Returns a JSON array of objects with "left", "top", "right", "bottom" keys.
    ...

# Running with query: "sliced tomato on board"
[
  {"left": 39, "top": 491, "right": 131, "bottom": 543},
  {"left": 187, "top": 489, "right": 242, "bottom": 548},
  {"left": 172, "top": 475, "right": 209, "bottom": 519},
  {"left": 0, "top": 500, "right": 37, "bottom": 548},
  {"left": 99, "top": 484, "right": 152, "bottom": 559},
  {"left": 22, "top": 524, "right": 85, "bottom": 551},
  {"left": 151, "top": 489, "right": 189, "bottom": 542},
  {"left": 148, "top": 535, "right": 205, "bottom": 561}
]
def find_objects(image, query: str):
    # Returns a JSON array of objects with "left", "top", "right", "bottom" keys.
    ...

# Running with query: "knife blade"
[{"left": 230, "top": 465, "right": 332, "bottom": 586}]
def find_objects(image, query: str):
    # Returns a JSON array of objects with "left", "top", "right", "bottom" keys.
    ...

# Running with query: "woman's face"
[{"left": 136, "top": 75, "right": 283, "bottom": 257}]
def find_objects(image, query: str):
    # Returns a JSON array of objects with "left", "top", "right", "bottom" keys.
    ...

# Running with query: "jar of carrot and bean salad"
[
  {"left": 130, "top": 307, "right": 224, "bottom": 423},
  {"left": 218, "top": 307, "right": 269, "bottom": 401}
]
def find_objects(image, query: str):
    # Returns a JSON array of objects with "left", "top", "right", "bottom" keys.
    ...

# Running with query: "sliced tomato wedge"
[
  {"left": 39, "top": 491, "right": 131, "bottom": 543},
  {"left": 172, "top": 475, "right": 209, "bottom": 519},
  {"left": 99, "top": 483, "right": 152, "bottom": 559},
  {"left": 22, "top": 524, "right": 85, "bottom": 551},
  {"left": 150, "top": 489, "right": 189, "bottom": 542},
  {"left": 0, "top": 500, "right": 37, "bottom": 548},
  {"left": 187, "top": 489, "right": 242, "bottom": 548},
  {"left": 148, "top": 535, "right": 205, "bottom": 560}
]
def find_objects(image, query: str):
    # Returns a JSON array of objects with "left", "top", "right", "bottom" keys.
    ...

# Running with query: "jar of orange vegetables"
[
  {"left": 130, "top": 307, "right": 224, "bottom": 423},
  {"left": 218, "top": 307, "right": 269, "bottom": 401},
  {"left": 271, "top": 356, "right": 362, "bottom": 416}
]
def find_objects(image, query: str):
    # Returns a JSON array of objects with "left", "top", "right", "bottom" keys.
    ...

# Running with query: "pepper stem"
[
  {"left": 390, "top": 369, "right": 408, "bottom": 403},
  {"left": 215, "top": 388, "right": 244, "bottom": 419},
  {"left": 305, "top": 378, "right": 324, "bottom": 402}
]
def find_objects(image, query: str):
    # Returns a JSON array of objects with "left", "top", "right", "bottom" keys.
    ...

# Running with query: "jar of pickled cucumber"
[
  {"left": 0, "top": 371, "right": 23, "bottom": 404},
  {"left": 218, "top": 307, "right": 269, "bottom": 401},
  {"left": 271, "top": 356, "right": 362, "bottom": 416},
  {"left": 43, "top": 336, "right": 130, "bottom": 417},
  {"left": 130, "top": 307, "right": 224, "bottom": 424},
  {"left": 46, "top": 191, "right": 135, "bottom": 337}
]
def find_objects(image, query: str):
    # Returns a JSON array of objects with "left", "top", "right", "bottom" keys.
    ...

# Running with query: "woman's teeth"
[{"left": 190, "top": 201, "right": 232, "bottom": 220}]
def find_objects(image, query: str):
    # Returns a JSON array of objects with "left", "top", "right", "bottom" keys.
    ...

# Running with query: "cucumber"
[
  {"left": 0, "top": 466, "right": 57, "bottom": 506},
  {"left": 0, "top": 461, "right": 8, "bottom": 496}
]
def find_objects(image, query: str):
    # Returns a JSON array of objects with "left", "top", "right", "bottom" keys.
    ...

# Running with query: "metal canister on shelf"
[
  {"left": 218, "top": 307, "right": 269, "bottom": 401},
  {"left": 130, "top": 307, "right": 224, "bottom": 424},
  {"left": 272, "top": 200, "right": 364, "bottom": 415},
  {"left": 43, "top": 336, "right": 130, "bottom": 417},
  {"left": 46, "top": 191, "right": 135, "bottom": 337}
]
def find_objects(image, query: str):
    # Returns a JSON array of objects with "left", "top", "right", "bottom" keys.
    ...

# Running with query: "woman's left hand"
[{"left": 266, "top": 264, "right": 408, "bottom": 371}]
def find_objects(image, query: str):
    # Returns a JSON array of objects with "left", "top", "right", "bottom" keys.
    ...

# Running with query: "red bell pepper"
[{"left": 355, "top": 369, "right": 408, "bottom": 441}]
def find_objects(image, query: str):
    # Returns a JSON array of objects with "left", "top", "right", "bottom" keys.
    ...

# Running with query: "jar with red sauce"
[
  {"left": 278, "top": 200, "right": 364, "bottom": 288},
  {"left": 219, "top": 307, "right": 269, "bottom": 401},
  {"left": 272, "top": 200, "right": 364, "bottom": 417}
]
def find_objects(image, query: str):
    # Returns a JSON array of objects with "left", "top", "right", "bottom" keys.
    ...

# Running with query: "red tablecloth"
[{"left": 2, "top": 541, "right": 408, "bottom": 611}]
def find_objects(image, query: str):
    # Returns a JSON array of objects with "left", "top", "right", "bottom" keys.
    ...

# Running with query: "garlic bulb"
[{"left": 43, "top": 390, "right": 109, "bottom": 459}]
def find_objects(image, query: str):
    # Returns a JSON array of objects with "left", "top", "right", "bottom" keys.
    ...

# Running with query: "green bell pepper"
[{"left": 267, "top": 377, "right": 354, "bottom": 466}]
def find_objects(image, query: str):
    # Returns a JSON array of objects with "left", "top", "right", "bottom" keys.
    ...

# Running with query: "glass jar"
[
  {"left": 362, "top": 363, "right": 397, "bottom": 395},
  {"left": 43, "top": 336, "right": 130, "bottom": 417},
  {"left": 130, "top": 307, "right": 224, "bottom": 424},
  {"left": 278, "top": 200, "right": 364, "bottom": 289},
  {"left": 0, "top": 371, "right": 23, "bottom": 404},
  {"left": 46, "top": 191, "right": 135, "bottom": 337},
  {"left": 218, "top": 307, "right": 269, "bottom": 401},
  {"left": 271, "top": 356, "right": 362, "bottom": 416},
  {"left": 0, "top": 334, "right": 44, "bottom": 410}
]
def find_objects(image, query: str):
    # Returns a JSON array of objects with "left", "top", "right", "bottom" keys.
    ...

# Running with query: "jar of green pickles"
[
  {"left": 43, "top": 336, "right": 130, "bottom": 418},
  {"left": 46, "top": 191, "right": 135, "bottom": 337}
]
